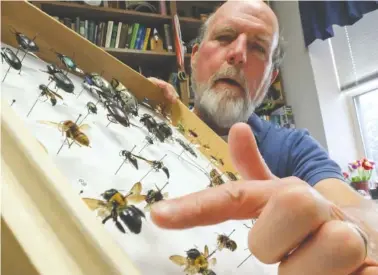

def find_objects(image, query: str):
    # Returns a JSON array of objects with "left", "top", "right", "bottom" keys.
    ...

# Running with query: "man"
[{"left": 148, "top": 1, "right": 378, "bottom": 274}]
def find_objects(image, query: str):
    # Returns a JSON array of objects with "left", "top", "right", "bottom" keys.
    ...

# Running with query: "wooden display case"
[{"left": 1, "top": 1, "right": 238, "bottom": 274}]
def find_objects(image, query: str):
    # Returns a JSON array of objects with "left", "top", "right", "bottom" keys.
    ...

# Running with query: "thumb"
[{"left": 228, "top": 122, "right": 277, "bottom": 180}]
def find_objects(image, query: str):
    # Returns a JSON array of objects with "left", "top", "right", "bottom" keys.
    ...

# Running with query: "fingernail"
[{"left": 152, "top": 201, "right": 175, "bottom": 216}]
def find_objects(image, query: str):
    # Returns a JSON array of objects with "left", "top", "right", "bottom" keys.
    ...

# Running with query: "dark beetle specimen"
[
  {"left": 41, "top": 64, "right": 75, "bottom": 94},
  {"left": 87, "top": 102, "right": 97, "bottom": 114},
  {"left": 105, "top": 101, "right": 130, "bottom": 128},
  {"left": 176, "top": 138, "right": 197, "bottom": 158},
  {"left": 140, "top": 114, "right": 158, "bottom": 133},
  {"left": 156, "top": 122, "right": 172, "bottom": 141},
  {"left": 10, "top": 26, "right": 39, "bottom": 52},
  {"left": 1, "top": 47, "right": 22, "bottom": 70},
  {"left": 51, "top": 49, "right": 77, "bottom": 72}
]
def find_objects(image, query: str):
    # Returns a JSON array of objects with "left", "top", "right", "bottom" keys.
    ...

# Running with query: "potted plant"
[{"left": 343, "top": 158, "right": 375, "bottom": 194}]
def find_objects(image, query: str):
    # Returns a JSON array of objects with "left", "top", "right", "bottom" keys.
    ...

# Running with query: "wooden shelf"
[
  {"left": 103, "top": 47, "right": 191, "bottom": 68},
  {"left": 36, "top": 1, "right": 172, "bottom": 25}
]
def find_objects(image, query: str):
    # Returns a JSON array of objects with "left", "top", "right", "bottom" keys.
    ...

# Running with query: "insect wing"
[
  {"left": 127, "top": 155, "right": 138, "bottom": 170},
  {"left": 169, "top": 255, "right": 188, "bottom": 266},
  {"left": 82, "top": 198, "right": 107, "bottom": 211},
  {"left": 51, "top": 90, "right": 64, "bottom": 100},
  {"left": 163, "top": 192, "right": 169, "bottom": 199},
  {"left": 209, "top": 257, "right": 217, "bottom": 267},
  {"left": 204, "top": 245, "right": 209, "bottom": 258},
  {"left": 79, "top": 124, "right": 90, "bottom": 132},
  {"left": 129, "top": 181, "right": 142, "bottom": 195},
  {"left": 37, "top": 120, "right": 60, "bottom": 128},
  {"left": 127, "top": 194, "right": 146, "bottom": 204},
  {"left": 162, "top": 166, "right": 170, "bottom": 179}
]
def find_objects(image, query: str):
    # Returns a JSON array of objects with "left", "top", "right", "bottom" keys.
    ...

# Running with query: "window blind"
[{"left": 330, "top": 9, "right": 378, "bottom": 91}]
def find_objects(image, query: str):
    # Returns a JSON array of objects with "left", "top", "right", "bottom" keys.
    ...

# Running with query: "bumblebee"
[
  {"left": 39, "top": 119, "right": 90, "bottom": 147},
  {"left": 216, "top": 230, "right": 237, "bottom": 252},
  {"left": 170, "top": 245, "right": 217, "bottom": 275},
  {"left": 143, "top": 182, "right": 169, "bottom": 211},
  {"left": 82, "top": 182, "right": 146, "bottom": 234},
  {"left": 208, "top": 169, "right": 224, "bottom": 187}
]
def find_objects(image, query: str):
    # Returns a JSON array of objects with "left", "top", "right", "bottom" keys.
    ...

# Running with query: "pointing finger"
[
  {"left": 151, "top": 179, "right": 281, "bottom": 229},
  {"left": 148, "top": 77, "right": 178, "bottom": 103},
  {"left": 228, "top": 122, "right": 277, "bottom": 180}
]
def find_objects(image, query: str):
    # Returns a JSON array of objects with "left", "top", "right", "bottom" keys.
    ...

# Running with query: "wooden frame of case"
[{"left": 1, "top": 1, "right": 237, "bottom": 274}]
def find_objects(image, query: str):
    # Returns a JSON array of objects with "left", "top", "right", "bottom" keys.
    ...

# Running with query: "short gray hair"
[{"left": 195, "top": 13, "right": 285, "bottom": 70}]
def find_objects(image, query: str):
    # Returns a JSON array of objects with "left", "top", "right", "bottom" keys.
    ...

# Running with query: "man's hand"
[
  {"left": 147, "top": 77, "right": 179, "bottom": 104},
  {"left": 151, "top": 123, "right": 378, "bottom": 274}
]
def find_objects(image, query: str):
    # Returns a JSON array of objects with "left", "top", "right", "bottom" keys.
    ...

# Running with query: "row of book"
[
  {"left": 54, "top": 16, "right": 173, "bottom": 51},
  {"left": 260, "top": 106, "right": 296, "bottom": 129}
]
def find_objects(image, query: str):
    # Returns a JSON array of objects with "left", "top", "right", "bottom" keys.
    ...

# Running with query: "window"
[
  {"left": 354, "top": 89, "right": 378, "bottom": 178},
  {"left": 329, "top": 9, "right": 378, "bottom": 178}
]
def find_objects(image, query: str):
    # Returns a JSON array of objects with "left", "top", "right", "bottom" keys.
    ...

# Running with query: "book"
[
  {"left": 115, "top": 22, "right": 122, "bottom": 48},
  {"left": 142, "top": 28, "right": 151, "bottom": 50},
  {"left": 75, "top": 17, "right": 80, "bottom": 33},
  {"left": 130, "top": 23, "right": 140, "bottom": 49},
  {"left": 163, "top": 24, "right": 173, "bottom": 52},
  {"left": 135, "top": 25, "right": 145, "bottom": 50},
  {"left": 118, "top": 23, "right": 129, "bottom": 48},
  {"left": 84, "top": 20, "right": 88, "bottom": 39},
  {"left": 79, "top": 21, "right": 85, "bottom": 37},
  {"left": 109, "top": 23, "right": 118, "bottom": 48},
  {"left": 105, "top": 21, "right": 113, "bottom": 48},
  {"left": 159, "top": 0, "right": 167, "bottom": 15},
  {"left": 125, "top": 24, "right": 134, "bottom": 48}
]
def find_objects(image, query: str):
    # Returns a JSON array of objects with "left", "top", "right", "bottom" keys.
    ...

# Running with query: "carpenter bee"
[
  {"left": 143, "top": 182, "right": 169, "bottom": 211},
  {"left": 170, "top": 245, "right": 217, "bottom": 275},
  {"left": 105, "top": 100, "right": 130, "bottom": 128},
  {"left": 39, "top": 84, "right": 63, "bottom": 106},
  {"left": 119, "top": 150, "right": 139, "bottom": 170},
  {"left": 82, "top": 182, "right": 146, "bottom": 234},
  {"left": 133, "top": 154, "right": 170, "bottom": 179},
  {"left": 38, "top": 119, "right": 90, "bottom": 147},
  {"left": 209, "top": 169, "right": 224, "bottom": 187},
  {"left": 216, "top": 229, "right": 237, "bottom": 252},
  {"left": 176, "top": 138, "right": 197, "bottom": 158}
]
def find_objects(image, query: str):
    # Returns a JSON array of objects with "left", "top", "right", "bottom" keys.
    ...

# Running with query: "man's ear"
[
  {"left": 270, "top": 69, "right": 279, "bottom": 85},
  {"left": 191, "top": 43, "right": 199, "bottom": 64}
]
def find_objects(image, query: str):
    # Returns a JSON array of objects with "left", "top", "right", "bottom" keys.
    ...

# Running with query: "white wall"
[
  {"left": 272, "top": 1, "right": 363, "bottom": 171},
  {"left": 271, "top": 1, "right": 328, "bottom": 149}
]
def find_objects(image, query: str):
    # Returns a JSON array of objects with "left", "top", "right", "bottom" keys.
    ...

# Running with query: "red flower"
[
  {"left": 362, "top": 160, "right": 374, "bottom": 170},
  {"left": 343, "top": 172, "right": 349, "bottom": 179}
]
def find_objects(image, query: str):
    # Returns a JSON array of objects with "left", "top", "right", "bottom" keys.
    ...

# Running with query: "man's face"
[{"left": 191, "top": 0, "right": 279, "bottom": 129}]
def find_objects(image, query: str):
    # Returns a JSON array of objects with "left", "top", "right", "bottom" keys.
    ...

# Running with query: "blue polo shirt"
[{"left": 248, "top": 113, "right": 344, "bottom": 186}]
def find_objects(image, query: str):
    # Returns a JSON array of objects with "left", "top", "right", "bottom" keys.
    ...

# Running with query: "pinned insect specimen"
[
  {"left": 51, "top": 49, "right": 83, "bottom": 75},
  {"left": 82, "top": 182, "right": 146, "bottom": 234},
  {"left": 115, "top": 145, "right": 138, "bottom": 175},
  {"left": 41, "top": 64, "right": 75, "bottom": 94},
  {"left": 79, "top": 102, "right": 97, "bottom": 124},
  {"left": 176, "top": 121, "right": 186, "bottom": 135},
  {"left": 26, "top": 84, "right": 64, "bottom": 117},
  {"left": 202, "top": 144, "right": 211, "bottom": 151},
  {"left": 9, "top": 26, "right": 39, "bottom": 75},
  {"left": 111, "top": 78, "right": 139, "bottom": 116},
  {"left": 188, "top": 129, "right": 199, "bottom": 138},
  {"left": 38, "top": 114, "right": 90, "bottom": 155},
  {"left": 140, "top": 113, "right": 157, "bottom": 133},
  {"left": 88, "top": 72, "right": 116, "bottom": 99},
  {"left": 156, "top": 122, "right": 173, "bottom": 142},
  {"left": 138, "top": 136, "right": 154, "bottom": 154},
  {"left": 134, "top": 154, "right": 170, "bottom": 179},
  {"left": 176, "top": 138, "right": 197, "bottom": 158},
  {"left": 216, "top": 229, "right": 237, "bottom": 252},
  {"left": 225, "top": 171, "right": 238, "bottom": 181},
  {"left": 208, "top": 169, "right": 225, "bottom": 188},
  {"left": 170, "top": 245, "right": 217, "bottom": 275},
  {"left": 237, "top": 250, "right": 253, "bottom": 269},
  {"left": 105, "top": 100, "right": 130, "bottom": 128},
  {"left": 1, "top": 47, "right": 22, "bottom": 82},
  {"left": 142, "top": 182, "right": 169, "bottom": 211}
]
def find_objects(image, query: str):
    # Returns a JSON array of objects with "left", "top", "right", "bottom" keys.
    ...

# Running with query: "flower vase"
[{"left": 351, "top": 181, "right": 369, "bottom": 191}]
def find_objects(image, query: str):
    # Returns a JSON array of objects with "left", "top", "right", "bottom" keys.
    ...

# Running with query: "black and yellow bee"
[
  {"left": 82, "top": 182, "right": 146, "bottom": 234},
  {"left": 170, "top": 245, "right": 217, "bottom": 275},
  {"left": 142, "top": 182, "right": 169, "bottom": 211},
  {"left": 216, "top": 229, "right": 237, "bottom": 252}
]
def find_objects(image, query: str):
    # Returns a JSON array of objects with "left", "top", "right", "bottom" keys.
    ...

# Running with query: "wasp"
[
  {"left": 119, "top": 150, "right": 139, "bottom": 170},
  {"left": 39, "top": 84, "right": 63, "bottom": 106},
  {"left": 38, "top": 119, "right": 90, "bottom": 147},
  {"left": 170, "top": 245, "right": 217, "bottom": 275},
  {"left": 82, "top": 182, "right": 146, "bottom": 234},
  {"left": 176, "top": 138, "right": 197, "bottom": 158},
  {"left": 41, "top": 64, "right": 75, "bottom": 94},
  {"left": 216, "top": 229, "right": 237, "bottom": 252},
  {"left": 208, "top": 169, "right": 224, "bottom": 187},
  {"left": 133, "top": 154, "right": 170, "bottom": 179},
  {"left": 142, "top": 182, "right": 169, "bottom": 211}
]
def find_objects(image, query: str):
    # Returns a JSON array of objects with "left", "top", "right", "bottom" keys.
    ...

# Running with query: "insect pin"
[
  {"left": 26, "top": 84, "right": 64, "bottom": 117},
  {"left": 38, "top": 114, "right": 91, "bottom": 155},
  {"left": 137, "top": 154, "right": 169, "bottom": 181},
  {"left": 215, "top": 229, "right": 237, "bottom": 252},
  {"left": 79, "top": 102, "right": 97, "bottom": 124},
  {"left": 170, "top": 245, "right": 217, "bottom": 275},
  {"left": 82, "top": 182, "right": 146, "bottom": 234},
  {"left": 1, "top": 47, "right": 22, "bottom": 82},
  {"left": 138, "top": 136, "right": 154, "bottom": 154},
  {"left": 142, "top": 182, "right": 169, "bottom": 211},
  {"left": 115, "top": 145, "right": 138, "bottom": 175}
]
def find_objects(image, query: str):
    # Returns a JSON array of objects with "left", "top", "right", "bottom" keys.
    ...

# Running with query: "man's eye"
[
  {"left": 248, "top": 43, "right": 266, "bottom": 54},
  {"left": 216, "top": 35, "right": 233, "bottom": 42}
]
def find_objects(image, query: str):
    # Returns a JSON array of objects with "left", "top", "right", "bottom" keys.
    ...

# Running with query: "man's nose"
[{"left": 226, "top": 34, "right": 247, "bottom": 67}]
